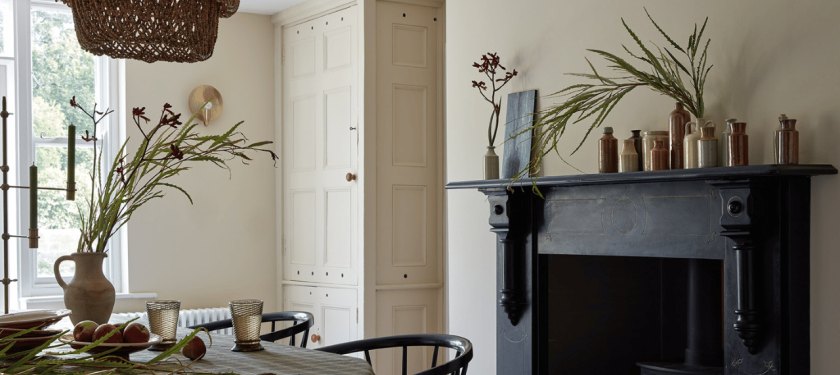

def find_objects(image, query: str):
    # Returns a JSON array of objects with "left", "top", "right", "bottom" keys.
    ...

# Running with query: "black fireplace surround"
[{"left": 446, "top": 165, "right": 836, "bottom": 375}]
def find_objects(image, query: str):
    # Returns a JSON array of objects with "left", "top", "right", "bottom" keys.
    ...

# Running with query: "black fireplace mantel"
[{"left": 446, "top": 165, "right": 837, "bottom": 375}]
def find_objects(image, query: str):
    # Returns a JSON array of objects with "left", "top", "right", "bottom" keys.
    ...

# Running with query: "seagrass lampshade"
[{"left": 55, "top": 0, "right": 240, "bottom": 63}]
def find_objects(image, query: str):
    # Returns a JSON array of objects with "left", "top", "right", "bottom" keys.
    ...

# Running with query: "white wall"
[
  {"left": 122, "top": 13, "right": 278, "bottom": 313},
  {"left": 446, "top": 0, "right": 840, "bottom": 373}
]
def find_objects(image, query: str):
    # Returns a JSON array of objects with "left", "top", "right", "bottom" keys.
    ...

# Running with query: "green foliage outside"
[{"left": 30, "top": 9, "right": 97, "bottom": 275}]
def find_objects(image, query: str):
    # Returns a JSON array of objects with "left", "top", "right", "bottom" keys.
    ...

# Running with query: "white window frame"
[{"left": 13, "top": 0, "right": 124, "bottom": 299}]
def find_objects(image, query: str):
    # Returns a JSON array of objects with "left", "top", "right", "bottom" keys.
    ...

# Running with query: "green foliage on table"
[
  {"left": 0, "top": 320, "right": 223, "bottom": 374},
  {"left": 74, "top": 101, "right": 278, "bottom": 253},
  {"left": 519, "top": 9, "right": 713, "bottom": 192}
]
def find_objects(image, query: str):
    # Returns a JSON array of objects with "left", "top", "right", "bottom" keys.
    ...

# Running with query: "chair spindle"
[
  {"left": 431, "top": 345, "right": 439, "bottom": 367},
  {"left": 402, "top": 346, "right": 408, "bottom": 375}
]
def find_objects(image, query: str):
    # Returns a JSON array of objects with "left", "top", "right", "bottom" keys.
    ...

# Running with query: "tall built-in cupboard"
[{"left": 273, "top": 1, "right": 445, "bottom": 373}]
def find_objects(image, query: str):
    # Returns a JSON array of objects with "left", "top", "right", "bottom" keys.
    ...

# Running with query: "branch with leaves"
[
  {"left": 73, "top": 99, "right": 278, "bottom": 253},
  {"left": 519, "top": 9, "right": 712, "bottom": 193},
  {"left": 471, "top": 52, "right": 518, "bottom": 147},
  {"left": 0, "top": 320, "right": 220, "bottom": 374}
]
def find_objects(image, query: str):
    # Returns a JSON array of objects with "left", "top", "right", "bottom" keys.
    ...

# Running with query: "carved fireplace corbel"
[
  {"left": 715, "top": 182, "right": 761, "bottom": 355},
  {"left": 486, "top": 191, "right": 526, "bottom": 326}
]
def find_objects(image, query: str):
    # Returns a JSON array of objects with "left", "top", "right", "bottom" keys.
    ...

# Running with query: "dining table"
[{"left": 49, "top": 314, "right": 375, "bottom": 375}]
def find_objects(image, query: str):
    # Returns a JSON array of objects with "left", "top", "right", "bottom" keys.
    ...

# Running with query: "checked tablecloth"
[{"left": 55, "top": 315, "right": 375, "bottom": 375}]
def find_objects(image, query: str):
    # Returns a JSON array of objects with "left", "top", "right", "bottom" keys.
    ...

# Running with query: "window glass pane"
[
  {"left": 0, "top": 0, "right": 13, "bottom": 58},
  {"left": 35, "top": 145, "right": 94, "bottom": 278},
  {"left": 31, "top": 7, "right": 95, "bottom": 138}
]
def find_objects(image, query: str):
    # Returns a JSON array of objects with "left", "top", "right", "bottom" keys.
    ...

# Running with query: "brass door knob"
[
  {"left": 346, "top": 173, "right": 356, "bottom": 182},
  {"left": 311, "top": 334, "right": 321, "bottom": 343}
]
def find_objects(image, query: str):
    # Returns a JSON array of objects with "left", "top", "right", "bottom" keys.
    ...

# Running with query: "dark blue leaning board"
[{"left": 501, "top": 89, "right": 537, "bottom": 179}]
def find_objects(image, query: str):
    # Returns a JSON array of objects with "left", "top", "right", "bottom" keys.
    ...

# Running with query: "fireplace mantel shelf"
[
  {"left": 445, "top": 164, "right": 837, "bottom": 190},
  {"left": 447, "top": 164, "right": 835, "bottom": 375}
]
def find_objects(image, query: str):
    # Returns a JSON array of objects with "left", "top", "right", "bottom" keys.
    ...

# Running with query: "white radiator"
[{"left": 113, "top": 307, "right": 233, "bottom": 335}]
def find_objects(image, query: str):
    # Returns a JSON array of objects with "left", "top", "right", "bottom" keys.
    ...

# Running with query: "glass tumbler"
[
  {"left": 146, "top": 300, "right": 180, "bottom": 351},
  {"left": 229, "top": 299, "right": 264, "bottom": 352}
]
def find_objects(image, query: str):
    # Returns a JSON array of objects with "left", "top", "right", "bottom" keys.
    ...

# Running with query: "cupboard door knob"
[
  {"left": 346, "top": 173, "right": 356, "bottom": 182},
  {"left": 311, "top": 334, "right": 321, "bottom": 343}
]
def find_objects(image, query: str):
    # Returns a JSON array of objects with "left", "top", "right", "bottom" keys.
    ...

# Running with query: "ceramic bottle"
[
  {"left": 669, "top": 102, "right": 692, "bottom": 169},
  {"left": 722, "top": 118, "right": 736, "bottom": 166},
  {"left": 729, "top": 122, "right": 749, "bottom": 166},
  {"left": 629, "top": 130, "right": 644, "bottom": 171},
  {"left": 650, "top": 140, "right": 669, "bottom": 171},
  {"left": 598, "top": 127, "right": 618, "bottom": 173},
  {"left": 698, "top": 126, "right": 718, "bottom": 168},
  {"left": 643, "top": 131, "right": 669, "bottom": 171},
  {"left": 774, "top": 114, "right": 799, "bottom": 164},
  {"left": 484, "top": 146, "right": 499, "bottom": 179},
  {"left": 684, "top": 118, "right": 715, "bottom": 169},
  {"left": 619, "top": 139, "right": 640, "bottom": 173}
]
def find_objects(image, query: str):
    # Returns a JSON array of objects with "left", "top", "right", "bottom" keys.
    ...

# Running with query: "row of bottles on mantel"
[{"left": 598, "top": 103, "right": 800, "bottom": 173}]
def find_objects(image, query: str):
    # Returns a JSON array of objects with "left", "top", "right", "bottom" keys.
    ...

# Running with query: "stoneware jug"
[
  {"left": 668, "top": 102, "right": 691, "bottom": 169},
  {"left": 774, "top": 114, "right": 799, "bottom": 164},
  {"left": 619, "top": 139, "right": 640, "bottom": 173},
  {"left": 722, "top": 118, "right": 736, "bottom": 166},
  {"left": 598, "top": 127, "right": 618, "bottom": 173},
  {"left": 684, "top": 118, "right": 715, "bottom": 169},
  {"left": 650, "top": 140, "right": 669, "bottom": 171},
  {"left": 54, "top": 252, "right": 115, "bottom": 325},
  {"left": 698, "top": 126, "right": 718, "bottom": 168},
  {"left": 728, "top": 122, "right": 749, "bottom": 166}
]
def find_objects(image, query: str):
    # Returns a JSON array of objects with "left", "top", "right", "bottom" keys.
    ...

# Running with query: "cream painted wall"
[
  {"left": 122, "top": 13, "right": 278, "bottom": 313},
  {"left": 446, "top": 0, "right": 840, "bottom": 373}
]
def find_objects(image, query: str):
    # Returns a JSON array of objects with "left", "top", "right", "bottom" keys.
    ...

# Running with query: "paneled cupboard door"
[
  {"left": 375, "top": 1, "right": 441, "bottom": 286},
  {"left": 284, "top": 285, "right": 358, "bottom": 350},
  {"left": 283, "top": 7, "right": 358, "bottom": 286}
]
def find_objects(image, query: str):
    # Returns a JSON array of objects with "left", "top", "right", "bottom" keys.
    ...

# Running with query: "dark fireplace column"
[{"left": 685, "top": 259, "right": 723, "bottom": 367}]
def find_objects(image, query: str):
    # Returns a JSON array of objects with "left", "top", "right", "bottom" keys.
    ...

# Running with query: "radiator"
[{"left": 113, "top": 307, "right": 233, "bottom": 335}]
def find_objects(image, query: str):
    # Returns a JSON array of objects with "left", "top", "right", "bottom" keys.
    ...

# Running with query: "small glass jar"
[{"left": 643, "top": 131, "right": 669, "bottom": 171}]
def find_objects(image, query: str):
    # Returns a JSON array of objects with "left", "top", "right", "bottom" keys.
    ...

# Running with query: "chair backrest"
[
  {"left": 186, "top": 311, "right": 314, "bottom": 348},
  {"left": 315, "top": 334, "right": 473, "bottom": 375}
]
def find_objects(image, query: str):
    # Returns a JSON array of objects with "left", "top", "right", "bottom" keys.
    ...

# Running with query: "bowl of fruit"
[{"left": 59, "top": 321, "right": 160, "bottom": 360}]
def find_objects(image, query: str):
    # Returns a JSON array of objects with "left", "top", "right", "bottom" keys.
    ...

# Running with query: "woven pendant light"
[{"left": 56, "top": 0, "right": 240, "bottom": 63}]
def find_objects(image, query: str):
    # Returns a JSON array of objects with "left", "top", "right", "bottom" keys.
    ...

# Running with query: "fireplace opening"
[{"left": 541, "top": 254, "right": 724, "bottom": 375}]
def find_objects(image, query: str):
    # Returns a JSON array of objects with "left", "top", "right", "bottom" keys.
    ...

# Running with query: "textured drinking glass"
[
  {"left": 229, "top": 299, "right": 264, "bottom": 352},
  {"left": 146, "top": 300, "right": 180, "bottom": 351}
]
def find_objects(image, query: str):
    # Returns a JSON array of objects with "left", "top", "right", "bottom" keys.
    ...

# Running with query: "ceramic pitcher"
[
  {"left": 54, "top": 252, "right": 116, "bottom": 325},
  {"left": 684, "top": 118, "right": 715, "bottom": 169}
]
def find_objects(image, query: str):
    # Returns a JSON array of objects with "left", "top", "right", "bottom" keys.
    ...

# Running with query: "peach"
[
  {"left": 122, "top": 323, "right": 150, "bottom": 343},
  {"left": 92, "top": 324, "right": 122, "bottom": 343},
  {"left": 182, "top": 337, "right": 206, "bottom": 360},
  {"left": 73, "top": 321, "right": 99, "bottom": 342}
]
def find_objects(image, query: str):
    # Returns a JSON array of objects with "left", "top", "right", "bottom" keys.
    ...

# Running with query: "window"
[{"left": 6, "top": 0, "right": 122, "bottom": 301}]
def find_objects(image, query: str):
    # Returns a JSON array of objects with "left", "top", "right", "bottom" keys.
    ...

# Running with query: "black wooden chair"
[
  {"left": 186, "top": 311, "right": 314, "bottom": 348},
  {"left": 315, "top": 334, "right": 472, "bottom": 375}
]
